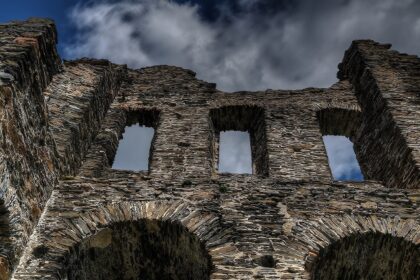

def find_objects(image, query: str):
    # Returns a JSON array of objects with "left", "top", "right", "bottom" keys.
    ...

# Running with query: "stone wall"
[
  {"left": 0, "top": 19, "right": 126, "bottom": 279},
  {"left": 0, "top": 19, "right": 62, "bottom": 276},
  {"left": 338, "top": 40, "right": 420, "bottom": 189},
  {"left": 44, "top": 59, "right": 126, "bottom": 175},
  {"left": 0, "top": 19, "right": 417, "bottom": 280}
]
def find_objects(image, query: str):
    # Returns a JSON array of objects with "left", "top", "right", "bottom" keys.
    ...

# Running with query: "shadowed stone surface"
[
  {"left": 0, "top": 18, "right": 417, "bottom": 280},
  {"left": 311, "top": 232, "right": 419, "bottom": 280},
  {"left": 64, "top": 220, "right": 212, "bottom": 280}
]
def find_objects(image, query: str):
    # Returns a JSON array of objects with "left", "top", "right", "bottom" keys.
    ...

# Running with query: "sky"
[
  {"left": 2, "top": 0, "right": 419, "bottom": 180},
  {"left": 112, "top": 125, "right": 154, "bottom": 171}
]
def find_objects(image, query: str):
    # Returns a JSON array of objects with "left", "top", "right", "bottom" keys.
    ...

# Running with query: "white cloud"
[
  {"left": 66, "top": 0, "right": 420, "bottom": 178},
  {"left": 66, "top": 0, "right": 420, "bottom": 91},
  {"left": 415, "top": 19, "right": 420, "bottom": 35},
  {"left": 67, "top": 1, "right": 215, "bottom": 73}
]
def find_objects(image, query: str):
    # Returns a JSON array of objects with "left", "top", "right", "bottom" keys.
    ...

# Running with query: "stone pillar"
[
  {"left": 265, "top": 107, "right": 332, "bottom": 181},
  {"left": 150, "top": 107, "right": 213, "bottom": 180},
  {"left": 339, "top": 40, "right": 420, "bottom": 188},
  {"left": 0, "top": 18, "right": 62, "bottom": 276}
]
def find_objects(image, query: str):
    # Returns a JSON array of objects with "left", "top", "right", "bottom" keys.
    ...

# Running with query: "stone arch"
[
  {"left": 19, "top": 200, "right": 239, "bottom": 279},
  {"left": 282, "top": 215, "right": 420, "bottom": 279},
  {"left": 62, "top": 219, "right": 212, "bottom": 280},
  {"left": 310, "top": 231, "right": 419, "bottom": 279}
]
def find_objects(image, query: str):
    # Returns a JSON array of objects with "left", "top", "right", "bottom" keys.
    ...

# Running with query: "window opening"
[
  {"left": 210, "top": 105, "right": 268, "bottom": 176},
  {"left": 317, "top": 109, "right": 365, "bottom": 181},
  {"left": 219, "top": 131, "right": 252, "bottom": 174},
  {"left": 112, "top": 124, "right": 154, "bottom": 171},
  {"left": 322, "top": 135, "right": 364, "bottom": 181},
  {"left": 111, "top": 109, "right": 159, "bottom": 172}
]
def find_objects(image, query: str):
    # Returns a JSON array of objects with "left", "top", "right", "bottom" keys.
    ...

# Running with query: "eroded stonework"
[{"left": 0, "top": 18, "right": 418, "bottom": 280}]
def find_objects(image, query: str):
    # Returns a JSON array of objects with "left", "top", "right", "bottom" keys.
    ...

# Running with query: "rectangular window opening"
[
  {"left": 219, "top": 131, "right": 252, "bottom": 174},
  {"left": 112, "top": 110, "right": 159, "bottom": 172},
  {"left": 317, "top": 109, "right": 365, "bottom": 181},
  {"left": 210, "top": 105, "right": 268, "bottom": 176},
  {"left": 322, "top": 135, "right": 364, "bottom": 181}
]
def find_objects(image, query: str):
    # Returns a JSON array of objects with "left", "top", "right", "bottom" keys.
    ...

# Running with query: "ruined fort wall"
[
  {"left": 0, "top": 19, "right": 417, "bottom": 279},
  {"left": 14, "top": 58, "right": 420, "bottom": 279},
  {"left": 0, "top": 19, "right": 62, "bottom": 274},
  {"left": 0, "top": 19, "right": 126, "bottom": 278},
  {"left": 338, "top": 40, "right": 420, "bottom": 189}
]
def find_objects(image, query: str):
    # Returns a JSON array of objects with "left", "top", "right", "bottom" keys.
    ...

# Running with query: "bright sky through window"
[{"left": 112, "top": 124, "right": 154, "bottom": 171}]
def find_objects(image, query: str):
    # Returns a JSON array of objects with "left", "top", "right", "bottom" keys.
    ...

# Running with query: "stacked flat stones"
[{"left": 0, "top": 19, "right": 417, "bottom": 280}]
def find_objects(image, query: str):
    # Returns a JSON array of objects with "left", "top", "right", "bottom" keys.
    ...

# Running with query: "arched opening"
[
  {"left": 310, "top": 232, "right": 420, "bottom": 280},
  {"left": 62, "top": 219, "right": 212, "bottom": 280}
]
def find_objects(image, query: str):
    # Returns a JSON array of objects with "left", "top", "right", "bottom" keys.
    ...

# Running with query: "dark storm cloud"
[
  {"left": 66, "top": 0, "right": 420, "bottom": 91},
  {"left": 177, "top": 0, "right": 296, "bottom": 22},
  {"left": 65, "top": 0, "right": 420, "bottom": 177}
]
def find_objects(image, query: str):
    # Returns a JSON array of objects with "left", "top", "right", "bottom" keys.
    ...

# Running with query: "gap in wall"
[
  {"left": 218, "top": 131, "right": 252, "bottom": 174},
  {"left": 112, "top": 124, "right": 155, "bottom": 171},
  {"left": 322, "top": 135, "right": 364, "bottom": 181},
  {"left": 210, "top": 105, "right": 268, "bottom": 176}
]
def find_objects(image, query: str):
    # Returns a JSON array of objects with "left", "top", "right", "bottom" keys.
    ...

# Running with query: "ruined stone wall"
[
  {"left": 0, "top": 19, "right": 62, "bottom": 276},
  {"left": 44, "top": 59, "right": 126, "bottom": 175},
  {"left": 0, "top": 19, "right": 126, "bottom": 278},
  {"left": 338, "top": 40, "right": 420, "bottom": 189},
  {"left": 0, "top": 19, "right": 418, "bottom": 280}
]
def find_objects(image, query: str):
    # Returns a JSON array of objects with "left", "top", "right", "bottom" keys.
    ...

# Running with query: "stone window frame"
[
  {"left": 209, "top": 105, "right": 269, "bottom": 177},
  {"left": 78, "top": 107, "right": 161, "bottom": 177},
  {"left": 316, "top": 108, "right": 366, "bottom": 181},
  {"left": 110, "top": 109, "right": 160, "bottom": 173}
]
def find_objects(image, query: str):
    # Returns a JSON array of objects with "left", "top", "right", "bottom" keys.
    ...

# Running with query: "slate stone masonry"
[{"left": 0, "top": 19, "right": 417, "bottom": 279}]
